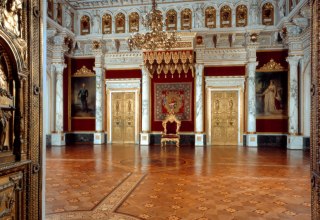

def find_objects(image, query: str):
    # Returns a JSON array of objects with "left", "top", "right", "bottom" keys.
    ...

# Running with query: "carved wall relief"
[
  {"left": 47, "top": 0, "right": 54, "bottom": 19},
  {"left": 80, "top": 15, "right": 90, "bottom": 35},
  {"left": 102, "top": 13, "right": 112, "bottom": 34},
  {"left": 0, "top": 0, "right": 23, "bottom": 37},
  {"left": 129, "top": 12, "right": 139, "bottom": 33},
  {"left": 262, "top": 2, "right": 274, "bottom": 26},
  {"left": 205, "top": 7, "right": 216, "bottom": 28},
  {"left": 220, "top": 5, "right": 232, "bottom": 28},
  {"left": 115, "top": 13, "right": 125, "bottom": 33},
  {"left": 236, "top": 5, "right": 247, "bottom": 27},
  {"left": 181, "top": 8, "right": 192, "bottom": 30},
  {"left": 166, "top": 9, "right": 177, "bottom": 31}
]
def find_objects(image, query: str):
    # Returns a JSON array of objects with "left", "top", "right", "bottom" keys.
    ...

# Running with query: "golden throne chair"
[{"left": 161, "top": 113, "right": 181, "bottom": 147}]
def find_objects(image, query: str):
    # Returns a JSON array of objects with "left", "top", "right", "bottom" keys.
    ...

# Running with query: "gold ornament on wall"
[
  {"left": 166, "top": 9, "right": 177, "bottom": 31},
  {"left": 74, "top": 66, "right": 95, "bottom": 76},
  {"left": 116, "top": 13, "right": 125, "bottom": 33},
  {"left": 129, "top": 12, "right": 139, "bottom": 33},
  {"left": 256, "top": 59, "right": 286, "bottom": 72},
  {"left": 205, "top": 7, "right": 216, "bottom": 28},
  {"left": 80, "top": 15, "right": 90, "bottom": 35},
  {"left": 262, "top": 2, "right": 274, "bottom": 26},
  {"left": 236, "top": 5, "right": 247, "bottom": 27},
  {"left": 144, "top": 50, "right": 194, "bottom": 78},
  {"left": 102, "top": 14, "right": 112, "bottom": 34},
  {"left": 181, "top": 9, "right": 192, "bottom": 30},
  {"left": 220, "top": 5, "right": 232, "bottom": 28}
]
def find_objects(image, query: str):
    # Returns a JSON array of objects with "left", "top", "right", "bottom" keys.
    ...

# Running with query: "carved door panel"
[
  {"left": 123, "top": 93, "right": 135, "bottom": 143},
  {"left": 211, "top": 91, "right": 238, "bottom": 145},
  {"left": 111, "top": 92, "right": 135, "bottom": 143}
]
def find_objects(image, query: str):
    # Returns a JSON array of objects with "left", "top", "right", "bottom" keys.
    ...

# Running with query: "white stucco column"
[
  {"left": 51, "top": 63, "right": 66, "bottom": 145},
  {"left": 140, "top": 65, "right": 151, "bottom": 145},
  {"left": 195, "top": 63, "right": 205, "bottom": 146},
  {"left": 286, "top": 55, "right": 303, "bottom": 149},
  {"left": 93, "top": 43, "right": 106, "bottom": 144},
  {"left": 246, "top": 61, "right": 258, "bottom": 147}
]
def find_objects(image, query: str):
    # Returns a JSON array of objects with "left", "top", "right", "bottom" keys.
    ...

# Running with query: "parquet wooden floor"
[{"left": 46, "top": 144, "right": 310, "bottom": 220}]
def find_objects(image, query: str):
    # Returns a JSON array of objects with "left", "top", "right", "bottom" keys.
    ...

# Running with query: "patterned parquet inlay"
[{"left": 46, "top": 144, "right": 311, "bottom": 220}]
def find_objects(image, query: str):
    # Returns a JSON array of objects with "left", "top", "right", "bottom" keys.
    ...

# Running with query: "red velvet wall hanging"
[{"left": 151, "top": 73, "right": 194, "bottom": 132}]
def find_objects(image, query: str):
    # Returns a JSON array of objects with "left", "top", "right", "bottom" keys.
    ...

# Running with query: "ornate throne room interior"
[{"left": 44, "top": 0, "right": 315, "bottom": 219}]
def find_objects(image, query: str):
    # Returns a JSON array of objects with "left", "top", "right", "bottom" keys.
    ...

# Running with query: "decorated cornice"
[
  {"left": 73, "top": 66, "right": 95, "bottom": 76},
  {"left": 256, "top": 59, "right": 287, "bottom": 72}
]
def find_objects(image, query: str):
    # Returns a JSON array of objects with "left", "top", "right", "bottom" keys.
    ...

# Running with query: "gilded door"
[
  {"left": 111, "top": 92, "right": 135, "bottom": 143},
  {"left": 211, "top": 91, "right": 238, "bottom": 145}
]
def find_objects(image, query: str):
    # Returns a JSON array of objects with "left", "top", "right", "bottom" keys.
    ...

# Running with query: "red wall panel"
[
  {"left": 256, "top": 50, "right": 288, "bottom": 69},
  {"left": 204, "top": 66, "right": 246, "bottom": 76},
  {"left": 71, "top": 119, "right": 95, "bottom": 131},
  {"left": 106, "top": 69, "right": 142, "bottom": 79},
  {"left": 151, "top": 72, "right": 194, "bottom": 132},
  {"left": 256, "top": 119, "right": 288, "bottom": 133}
]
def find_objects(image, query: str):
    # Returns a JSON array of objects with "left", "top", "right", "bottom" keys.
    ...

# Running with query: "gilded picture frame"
[
  {"left": 205, "top": 7, "right": 216, "bottom": 28},
  {"left": 129, "top": 12, "right": 139, "bottom": 33},
  {"left": 220, "top": 5, "right": 232, "bottom": 28},
  {"left": 236, "top": 5, "right": 247, "bottom": 27},
  {"left": 80, "top": 15, "right": 90, "bottom": 35},
  {"left": 102, "top": 13, "right": 112, "bottom": 34}
]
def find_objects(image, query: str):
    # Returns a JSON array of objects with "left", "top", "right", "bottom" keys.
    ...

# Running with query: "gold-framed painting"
[
  {"left": 80, "top": 15, "right": 90, "bottom": 35},
  {"left": 255, "top": 68, "right": 288, "bottom": 119},
  {"left": 262, "top": 2, "right": 274, "bottom": 25},
  {"left": 102, "top": 13, "right": 112, "bottom": 34},
  {"left": 220, "top": 5, "right": 232, "bottom": 28},
  {"left": 166, "top": 9, "right": 177, "bottom": 31},
  {"left": 129, "top": 12, "right": 139, "bottom": 32},
  {"left": 71, "top": 66, "right": 96, "bottom": 118},
  {"left": 181, "top": 8, "right": 192, "bottom": 30},
  {"left": 116, "top": 13, "right": 125, "bottom": 33},
  {"left": 236, "top": 5, "right": 247, "bottom": 27},
  {"left": 205, "top": 7, "right": 216, "bottom": 28}
]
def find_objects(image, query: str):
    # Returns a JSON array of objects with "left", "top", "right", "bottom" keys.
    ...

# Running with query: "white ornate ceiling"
[{"left": 65, "top": 0, "right": 253, "bottom": 10}]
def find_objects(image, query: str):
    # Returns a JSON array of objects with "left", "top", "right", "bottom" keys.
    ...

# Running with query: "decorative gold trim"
[
  {"left": 115, "top": 13, "right": 125, "bottom": 34},
  {"left": 181, "top": 8, "right": 192, "bottom": 30},
  {"left": 256, "top": 59, "right": 287, "bottom": 72},
  {"left": 73, "top": 66, "right": 95, "bottom": 77},
  {"left": 80, "top": 15, "right": 90, "bottom": 35}
]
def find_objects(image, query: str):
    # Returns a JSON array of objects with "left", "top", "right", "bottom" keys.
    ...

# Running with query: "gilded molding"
[
  {"left": 73, "top": 66, "right": 95, "bottom": 76},
  {"left": 256, "top": 59, "right": 286, "bottom": 72}
]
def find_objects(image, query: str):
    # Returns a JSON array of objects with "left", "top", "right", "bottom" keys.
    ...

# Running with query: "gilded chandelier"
[{"left": 128, "top": 0, "right": 179, "bottom": 51}]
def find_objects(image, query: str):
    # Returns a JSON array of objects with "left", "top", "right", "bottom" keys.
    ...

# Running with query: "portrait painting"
[
  {"left": 71, "top": 77, "right": 96, "bottom": 117},
  {"left": 255, "top": 71, "right": 288, "bottom": 118}
]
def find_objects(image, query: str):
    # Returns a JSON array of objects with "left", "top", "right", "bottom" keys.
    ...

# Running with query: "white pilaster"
[
  {"left": 195, "top": 63, "right": 205, "bottom": 146},
  {"left": 93, "top": 43, "right": 106, "bottom": 144},
  {"left": 51, "top": 64, "right": 66, "bottom": 146},
  {"left": 287, "top": 55, "right": 303, "bottom": 149},
  {"left": 140, "top": 66, "right": 151, "bottom": 145},
  {"left": 246, "top": 44, "right": 258, "bottom": 147}
]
